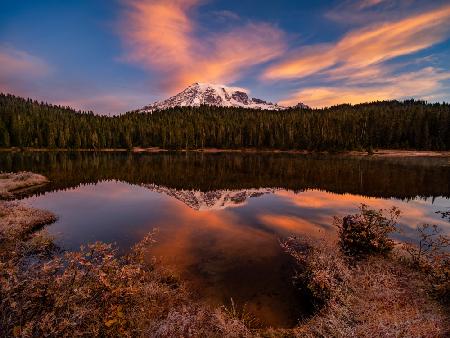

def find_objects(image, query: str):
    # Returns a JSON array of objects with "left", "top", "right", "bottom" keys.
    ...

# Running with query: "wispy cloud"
[
  {"left": 121, "top": 0, "right": 286, "bottom": 93},
  {"left": 264, "top": 5, "right": 450, "bottom": 81},
  {"left": 0, "top": 46, "right": 148, "bottom": 114},
  {"left": 280, "top": 67, "right": 450, "bottom": 107},
  {"left": 0, "top": 46, "right": 50, "bottom": 94},
  {"left": 57, "top": 93, "right": 151, "bottom": 115},
  {"left": 356, "top": 0, "right": 386, "bottom": 10},
  {"left": 324, "top": 0, "right": 435, "bottom": 25},
  {"left": 211, "top": 9, "right": 241, "bottom": 22},
  {"left": 263, "top": 4, "right": 450, "bottom": 107}
]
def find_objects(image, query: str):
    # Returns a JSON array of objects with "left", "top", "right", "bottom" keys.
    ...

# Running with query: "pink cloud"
[
  {"left": 264, "top": 5, "right": 450, "bottom": 82},
  {"left": 263, "top": 4, "right": 450, "bottom": 107},
  {"left": 280, "top": 67, "right": 450, "bottom": 107},
  {"left": 0, "top": 46, "right": 50, "bottom": 95},
  {"left": 120, "top": 0, "right": 286, "bottom": 93}
]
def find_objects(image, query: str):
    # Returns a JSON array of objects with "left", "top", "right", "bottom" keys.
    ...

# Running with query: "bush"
[
  {"left": 282, "top": 236, "right": 448, "bottom": 338},
  {"left": 403, "top": 223, "right": 450, "bottom": 304},
  {"left": 1, "top": 234, "right": 179, "bottom": 337},
  {"left": 334, "top": 204, "right": 400, "bottom": 258}
]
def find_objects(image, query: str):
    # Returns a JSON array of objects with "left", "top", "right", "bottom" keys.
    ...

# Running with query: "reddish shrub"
[{"left": 334, "top": 204, "right": 400, "bottom": 258}]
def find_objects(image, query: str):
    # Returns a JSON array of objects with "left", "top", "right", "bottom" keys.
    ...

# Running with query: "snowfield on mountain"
[{"left": 139, "top": 83, "right": 308, "bottom": 112}]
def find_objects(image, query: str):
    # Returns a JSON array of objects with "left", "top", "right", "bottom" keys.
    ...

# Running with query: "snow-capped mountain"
[
  {"left": 139, "top": 83, "right": 308, "bottom": 112},
  {"left": 144, "top": 184, "right": 275, "bottom": 211}
]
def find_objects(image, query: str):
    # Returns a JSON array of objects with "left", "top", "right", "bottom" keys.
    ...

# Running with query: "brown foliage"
[
  {"left": 0, "top": 201, "right": 56, "bottom": 241},
  {"left": 2, "top": 235, "right": 179, "bottom": 336},
  {"left": 402, "top": 223, "right": 450, "bottom": 305},
  {"left": 280, "top": 237, "right": 351, "bottom": 309},
  {"left": 334, "top": 204, "right": 400, "bottom": 258},
  {"left": 0, "top": 204, "right": 251, "bottom": 337},
  {"left": 0, "top": 172, "right": 49, "bottom": 199},
  {"left": 282, "top": 237, "right": 448, "bottom": 338}
]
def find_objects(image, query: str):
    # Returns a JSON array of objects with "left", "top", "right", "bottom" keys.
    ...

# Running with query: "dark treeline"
[
  {"left": 1, "top": 93, "right": 450, "bottom": 150},
  {"left": 1, "top": 151, "right": 449, "bottom": 199}
]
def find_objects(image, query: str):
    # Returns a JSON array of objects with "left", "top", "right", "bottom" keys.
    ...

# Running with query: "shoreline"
[{"left": 1, "top": 147, "right": 450, "bottom": 157}]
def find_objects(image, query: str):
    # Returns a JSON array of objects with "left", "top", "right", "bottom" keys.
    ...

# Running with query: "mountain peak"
[{"left": 139, "top": 83, "right": 307, "bottom": 112}]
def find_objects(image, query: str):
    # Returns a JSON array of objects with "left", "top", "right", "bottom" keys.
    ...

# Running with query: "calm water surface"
[{"left": 1, "top": 152, "right": 449, "bottom": 327}]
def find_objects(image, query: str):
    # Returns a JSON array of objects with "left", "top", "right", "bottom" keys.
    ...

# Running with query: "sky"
[{"left": 1, "top": 0, "right": 450, "bottom": 115}]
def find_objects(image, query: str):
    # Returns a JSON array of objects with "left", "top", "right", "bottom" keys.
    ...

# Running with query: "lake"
[{"left": 1, "top": 151, "right": 449, "bottom": 328}]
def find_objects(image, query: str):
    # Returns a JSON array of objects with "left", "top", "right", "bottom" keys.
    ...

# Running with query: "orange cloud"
[
  {"left": 121, "top": 0, "right": 286, "bottom": 92},
  {"left": 280, "top": 66, "right": 450, "bottom": 107},
  {"left": 263, "top": 4, "right": 450, "bottom": 107},
  {"left": 264, "top": 4, "right": 450, "bottom": 82}
]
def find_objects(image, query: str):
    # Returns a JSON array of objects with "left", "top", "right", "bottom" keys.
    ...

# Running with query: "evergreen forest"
[{"left": 1, "top": 93, "right": 449, "bottom": 151}]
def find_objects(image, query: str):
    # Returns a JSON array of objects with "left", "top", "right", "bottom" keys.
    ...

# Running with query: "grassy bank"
[
  {"left": 2, "top": 147, "right": 450, "bottom": 158},
  {"left": 0, "top": 172, "right": 49, "bottom": 199},
  {"left": 275, "top": 206, "right": 450, "bottom": 337},
  {"left": 276, "top": 240, "right": 449, "bottom": 337}
]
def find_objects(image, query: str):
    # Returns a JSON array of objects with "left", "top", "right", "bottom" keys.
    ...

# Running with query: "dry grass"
[
  {"left": 0, "top": 201, "right": 56, "bottom": 242},
  {"left": 278, "top": 239, "right": 449, "bottom": 338},
  {"left": 0, "top": 202, "right": 251, "bottom": 337},
  {"left": 280, "top": 237, "right": 351, "bottom": 311},
  {"left": 153, "top": 305, "right": 252, "bottom": 337},
  {"left": 277, "top": 208, "right": 450, "bottom": 338},
  {"left": 0, "top": 172, "right": 49, "bottom": 199},
  {"left": 401, "top": 223, "right": 450, "bottom": 305},
  {"left": 350, "top": 256, "right": 448, "bottom": 337}
]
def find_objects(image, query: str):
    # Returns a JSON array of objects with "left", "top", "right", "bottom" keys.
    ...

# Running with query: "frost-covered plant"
[
  {"left": 281, "top": 236, "right": 351, "bottom": 309},
  {"left": 221, "top": 298, "right": 259, "bottom": 329},
  {"left": 0, "top": 201, "right": 56, "bottom": 243},
  {"left": 334, "top": 204, "right": 400, "bottom": 258},
  {"left": 0, "top": 172, "right": 49, "bottom": 199},
  {"left": 1, "top": 239, "right": 182, "bottom": 337},
  {"left": 403, "top": 223, "right": 450, "bottom": 304},
  {"left": 282, "top": 235, "right": 448, "bottom": 338}
]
